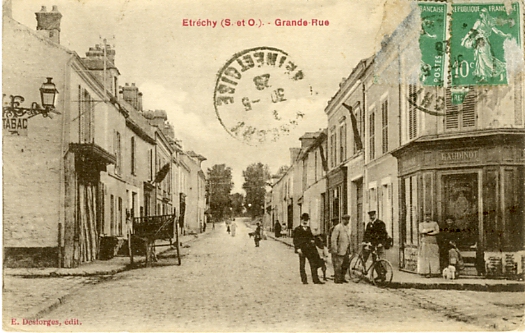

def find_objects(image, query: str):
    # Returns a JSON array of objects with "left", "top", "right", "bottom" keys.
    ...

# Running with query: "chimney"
[
  {"left": 122, "top": 83, "right": 140, "bottom": 110},
  {"left": 290, "top": 148, "right": 301, "bottom": 165},
  {"left": 138, "top": 92, "right": 143, "bottom": 111},
  {"left": 299, "top": 132, "right": 318, "bottom": 149},
  {"left": 35, "top": 5, "right": 62, "bottom": 44},
  {"left": 105, "top": 44, "right": 116, "bottom": 65}
]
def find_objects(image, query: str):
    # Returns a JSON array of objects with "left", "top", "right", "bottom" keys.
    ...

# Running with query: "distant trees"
[
  {"left": 206, "top": 164, "right": 233, "bottom": 220},
  {"left": 242, "top": 162, "right": 271, "bottom": 218},
  {"left": 230, "top": 193, "right": 245, "bottom": 216}
]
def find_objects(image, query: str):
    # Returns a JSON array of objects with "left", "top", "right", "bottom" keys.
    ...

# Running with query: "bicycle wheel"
[
  {"left": 371, "top": 259, "right": 393, "bottom": 287},
  {"left": 349, "top": 255, "right": 366, "bottom": 283}
]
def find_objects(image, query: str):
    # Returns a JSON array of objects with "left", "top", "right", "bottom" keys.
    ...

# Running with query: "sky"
[{"left": 10, "top": 0, "right": 412, "bottom": 192}]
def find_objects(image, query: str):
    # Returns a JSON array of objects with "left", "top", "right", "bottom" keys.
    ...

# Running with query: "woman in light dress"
[
  {"left": 230, "top": 219, "right": 237, "bottom": 237},
  {"left": 417, "top": 212, "right": 440, "bottom": 277}
]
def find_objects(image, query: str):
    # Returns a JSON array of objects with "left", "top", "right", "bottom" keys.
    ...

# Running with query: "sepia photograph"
[{"left": 2, "top": 0, "right": 524, "bottom": 331}]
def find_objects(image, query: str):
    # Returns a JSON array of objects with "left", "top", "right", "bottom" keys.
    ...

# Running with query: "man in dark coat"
[
  {"left": 274, "top": 220, "right": 282, "bottom": 238},
  {"left": 293, "top": 213, "right": 324, "bottom": 285},
  {"left": 362, "top": 210, "right": 388, "bottom": 261}
]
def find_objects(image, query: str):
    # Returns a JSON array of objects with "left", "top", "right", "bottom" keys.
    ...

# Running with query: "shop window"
[{"left": 403, "top": 176, "right": 419, "bottom": 245}]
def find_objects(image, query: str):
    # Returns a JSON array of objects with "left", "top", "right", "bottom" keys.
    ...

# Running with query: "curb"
[
  {"left": 6, "top": 234, "right": 203, "bottom": 278},
  {"left": 7, "top": 232, "right": 207, "bottom": 320},
  {"left": 264, "top": 232, "right": 525, "bottom": 292}
]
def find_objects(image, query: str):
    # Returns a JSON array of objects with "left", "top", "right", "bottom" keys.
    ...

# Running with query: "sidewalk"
[
  {"left": 2, "top": 232, "right": 205, "bottom": 321},
  {"left": 265, "top": 231, "right": 525, "bottom": 292}
]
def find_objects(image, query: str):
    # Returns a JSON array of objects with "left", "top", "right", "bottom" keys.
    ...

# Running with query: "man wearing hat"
[
  {"left": 293, "top": 213, "right": 324, "bottom": 284},
  {"left": 362, "top": 210, "right": 388, "bottom": 262},
  {"left": 330, "top": 214, "right": 352, "bottom": 283}
]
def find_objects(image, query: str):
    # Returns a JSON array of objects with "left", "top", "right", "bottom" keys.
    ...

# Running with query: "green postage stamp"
[
  {"left": 418, "top": 2, "right": 447, "bottom": 87},
  {"left": 419, "top": 2, "right": 522, "bottom": 88},
  {"left": 450, "top": 3, "right": 521, "bottom": 86}
]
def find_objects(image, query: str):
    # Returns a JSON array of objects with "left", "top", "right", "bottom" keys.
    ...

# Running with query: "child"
[
  {"left": 448, "top": 240, "right": 464, "bottom": 277},
  {"left": 314, "top": 234, "right": 329, "bottom": 281}
]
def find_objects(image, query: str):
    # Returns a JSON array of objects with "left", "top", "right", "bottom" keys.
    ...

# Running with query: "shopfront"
[
  {"left": 327, "top": 166, "right": 347, "bottom": 231},
  {"left": 393, "top": 133, "right": 524, "bottom": 277}
]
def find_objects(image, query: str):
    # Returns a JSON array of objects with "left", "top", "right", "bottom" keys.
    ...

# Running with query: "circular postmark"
[{"left": 214, "top": 47, "right": 311, "bottom": 145}]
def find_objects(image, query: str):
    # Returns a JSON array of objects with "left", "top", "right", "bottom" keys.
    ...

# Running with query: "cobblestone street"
[{"left": 5, "top": 219, "right": 523, "bottom": 332}]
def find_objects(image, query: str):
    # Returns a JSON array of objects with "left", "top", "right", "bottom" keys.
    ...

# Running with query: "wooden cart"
[{"left": 131, "top": 214, "right": 181, "bottom": 267}]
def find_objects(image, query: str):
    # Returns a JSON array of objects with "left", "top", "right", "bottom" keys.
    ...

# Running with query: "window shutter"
[
  {"left": 445, "top": 87, "right": 459, "bottom": 130},
  {"left": 408, "top": 85, "right": 418, "bottom": 139},
  {"left": 461, "top": 88, "right": 476, "bottom": 128}
]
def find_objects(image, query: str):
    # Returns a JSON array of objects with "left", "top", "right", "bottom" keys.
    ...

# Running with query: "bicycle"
[{"left": 348, "top": 243, "right": 394, "bottom": 287}]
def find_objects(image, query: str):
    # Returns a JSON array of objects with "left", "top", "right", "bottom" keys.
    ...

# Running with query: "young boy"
[{"left": 314, "top": 234, "right": 329, "bottom": 281}]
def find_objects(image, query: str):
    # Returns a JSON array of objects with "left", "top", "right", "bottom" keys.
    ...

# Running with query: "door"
[
  {"left": 442, "top": 173, "right": 479, "bottom": 250},
  {"left": 441, "top": 172, "right": 481, "bottom": 275}
]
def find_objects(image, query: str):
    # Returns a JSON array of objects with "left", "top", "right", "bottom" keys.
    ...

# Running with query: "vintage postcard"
[{"left": 2, "top": 0, "right": 524, "bottom": 331}]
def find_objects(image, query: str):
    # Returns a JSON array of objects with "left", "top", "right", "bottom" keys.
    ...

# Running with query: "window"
[
  {"left": 148, "top": 149, "right": 153, "bottom": 181},
  {"left": 445, "top": 87, "right": 476, "bottom": 130},
  {"left": 353, "top": 105, "right": 363, "bottom": 154},
  {"left": 369, "top": 110, "right": 375, "bottom": 160},
  {"left": 330, "top": 132, "right": 336, "bottom": 168},
  {"left": 131, "top": 137, "right": 136, "bottom": 175},
  {"left": 118, "top": 197, "right": 123, "bottom": 236},
  {"left": 114, "top": 131, "right": 121, "bottom": 175},
  {"left": 79, "top": 86, "right": 94, "bottom": 143},
  {"left": 302, "top": 158, "right": 308, "bottom": 190},
  {"left": 409, "top": 84, "right": 418, "bottom": 139},
  {"left": 314, "top": 151, "right": 318, "bottom": 183},
  {"left": 382, "top": 100, "right": 389, "bottom": 154},
  {"left": 339, "top": 122, "right": 346, "bottom": 162},
  {"left": 110, "top": 194, "right": 115, "bottom": 235}
]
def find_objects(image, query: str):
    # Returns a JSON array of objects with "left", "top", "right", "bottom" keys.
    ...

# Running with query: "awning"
[{"left": 69, "top": 143, "right": 116, "bottom": 165}]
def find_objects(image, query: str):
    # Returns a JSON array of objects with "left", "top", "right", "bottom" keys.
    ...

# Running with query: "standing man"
[
  {"left": 330, "top": 214, "right": 352, "bottom": 284},
  {"left": 362, "top": 210, "right": 388, "bottom": 263},
  {"left": 293, "top": 213, "right": 324, "bottom": 285}
]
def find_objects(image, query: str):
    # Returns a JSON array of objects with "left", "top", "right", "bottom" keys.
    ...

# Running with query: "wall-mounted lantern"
[{"left": 3, "top": 77, "right": 60, "bottom": 119}]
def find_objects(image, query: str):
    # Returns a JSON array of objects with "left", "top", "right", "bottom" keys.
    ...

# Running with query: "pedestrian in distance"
[
  {"left": 253, "top": 222, "right": 262, "bottom": 247},
  {"left": 314, "top": 233, "right": 329, "bottom": 281},
  {"left": 293, "top": 213, "right": 324, "bottom": 285},
  {"left": 330, "top": 214, "right": 351, "bottom": 284},
  {"left": 417, "top": 212, "right": 440, "bottom": 278},
  {"left": 274, "top": 220, "right": 282, "bottom": 238},
  {"left": 230, "top": 219, "right": 237, "bottom": 237}
]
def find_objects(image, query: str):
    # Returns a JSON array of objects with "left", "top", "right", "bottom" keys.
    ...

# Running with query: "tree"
[
  {"left": 242, "top": 162, "right": 270, "bottom": 218},
  {"left": 206, "top": 164, "right": 233, "bottom": 220},
  {"left": 230, "top": 193, "right": 245, "bottom": 216}
]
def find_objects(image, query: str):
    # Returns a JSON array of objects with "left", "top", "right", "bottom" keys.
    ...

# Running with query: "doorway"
[{"left": 441, "top": 173, "right": 479, "bottom": 250}]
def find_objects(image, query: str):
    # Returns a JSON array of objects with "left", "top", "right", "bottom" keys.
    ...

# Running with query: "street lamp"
[{"left": 3, "top": 77, "right": 60, "bottom": 119}]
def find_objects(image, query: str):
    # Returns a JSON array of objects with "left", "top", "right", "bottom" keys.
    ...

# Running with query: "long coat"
[
  {"left": 330, "top": 223, "right": 351, "bottom": 256},
  {"left": 293, "top": 226, "right": 318, "bottom": 259}
]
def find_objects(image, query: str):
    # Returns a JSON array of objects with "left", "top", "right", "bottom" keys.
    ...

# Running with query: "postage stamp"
[
  {"left": 450, "top": 3, "right": 521, "bottom": 86},
  {"left": 214, "top": 47, "right": 311, "bottom": 145},
  {"left": 418, "top": 2, "right": 447, "bottom": 87}
]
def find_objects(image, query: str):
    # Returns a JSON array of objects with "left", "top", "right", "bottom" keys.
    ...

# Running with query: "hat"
[
  {"left": 367, "top": 210, "right": 376, "bottom": 216},
  {"left": 301, "top": 213, "right": 310, "bottom": 221},
  {"left": 342, "top": 214, "right": 351, "bottom": 220}
]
